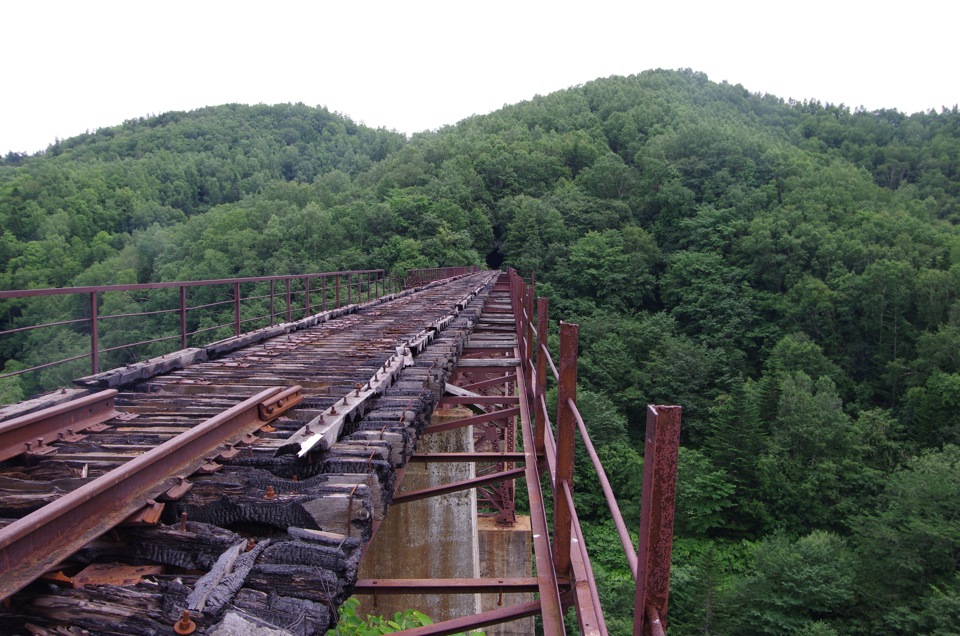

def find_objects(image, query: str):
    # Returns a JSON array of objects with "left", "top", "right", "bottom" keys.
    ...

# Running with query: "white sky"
[{"left": 2, "top": 0, "right": 958, "bottom": 156}]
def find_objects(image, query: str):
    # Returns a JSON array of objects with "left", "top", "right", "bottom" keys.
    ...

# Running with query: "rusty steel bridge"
[{"left": 0, "top": 267, "right": 680, "bottom": 636}]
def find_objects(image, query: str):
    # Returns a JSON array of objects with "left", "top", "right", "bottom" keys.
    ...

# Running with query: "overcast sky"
[{"left": 3, "top": 1, "right": 958, "bottom": 156}]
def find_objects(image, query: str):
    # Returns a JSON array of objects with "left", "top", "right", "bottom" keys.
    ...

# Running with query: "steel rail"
[
  {"left": 540, "top": 341, "right": 560, "bottom": 381},
  {"left": 538, "top": 392, "right": 559, "bottom": 485},
  {"left": 562, "top": 480, "right": 608, "bottom": 635},
  {"left": 515, "top": 346, "right": 566, "bottom": 633},
  {"left": 97, "top": 307, "right": 180, "bottom": 320},
  {"left": 97, "top": 333, "right": 180, "bottom": 355},
  {"left": 0, "top": 317, "right": 89, "bottom": 337},
  {"left": 0, "top": 390, "right": 120, "bottom": 462},
  {"left": 570, "top": 396, "right": 639, "bottom": 579},
  {"left": 0, "top": 385, "right": 301, "bottom": 599},
  {"left": 0, "top": 353, "right": 91, "bottom": 381}
]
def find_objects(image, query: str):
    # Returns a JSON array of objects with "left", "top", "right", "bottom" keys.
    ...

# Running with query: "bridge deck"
[
  {"left": 0, "top": 271, "right": 500, "bottom": 634},
  {"left": 0, "top": 268, "right": 681, "bottom": 636}
]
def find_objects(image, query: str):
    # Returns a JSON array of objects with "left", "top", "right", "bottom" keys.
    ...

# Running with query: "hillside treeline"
[{"left": 2, "top": 69, "right": 960, "bottom": 635}]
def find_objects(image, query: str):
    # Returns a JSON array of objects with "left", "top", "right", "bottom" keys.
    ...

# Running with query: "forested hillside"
[{"left": 3, "top": 69, "right": 960, "bottom": 634}]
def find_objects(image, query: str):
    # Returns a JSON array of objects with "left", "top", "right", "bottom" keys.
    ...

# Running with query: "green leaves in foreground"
[{"left": 327, "top": 598, "right": 483, "bottom": 636}]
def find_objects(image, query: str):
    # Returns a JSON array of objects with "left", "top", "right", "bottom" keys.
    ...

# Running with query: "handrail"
[
  {"left": 405, "top": 266, "right": 481, "bottom": 288},
  {"left": 0, "top": 268, "right": 481, "bottom": 389},
  {"left": 570, "top": 396, "right": 640, "bottom": 579},
  {"left": 507, "top": 267, "right": 681, "bottom": 636},
  {"left": 0, "top": 270, "right": 386, "bottom": 299}
]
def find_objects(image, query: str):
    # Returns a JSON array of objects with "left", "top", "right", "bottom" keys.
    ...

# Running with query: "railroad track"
[{"left": 0, "top": 271, "right": 500, "bottom": 636}]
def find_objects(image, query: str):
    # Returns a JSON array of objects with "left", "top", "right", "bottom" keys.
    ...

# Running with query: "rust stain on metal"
[
  {"left": 0, "top": 390, "right": 120, "bottom": 462},
  {"left": 634, "top": 405, "right": 682, "bottom": 635}
]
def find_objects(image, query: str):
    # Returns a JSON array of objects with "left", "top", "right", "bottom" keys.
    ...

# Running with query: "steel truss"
[{"left": 360, "top": 270, "right": 682, "bottom": 635}]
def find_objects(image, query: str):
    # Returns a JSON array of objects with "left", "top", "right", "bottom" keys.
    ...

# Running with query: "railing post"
[
  {"left": 535, "top": 297, "right": 549, "bottom": 456},
  {"left": 285, "top": 279, "right": 292, "bottom": 323},
  {"left": 634, "top": 405, "right": 682, "bottom": 636},
  {"left": 553, "top": 321, "right": 578, "bottom": 576},
  {"left": 179, "top": 286, "right": 187, "bottom": 349},
  {"left": 234, "top": 282, "right": 241, "bottom": 337},
  {"left": 366, "top": 272, "right": 371, "bottom": 302},
  {"left": 89, "top": 292, "right": 99, "bottom": 375},
  {"left": 348, "top": 273, "right": 352, "bottom": 305},
  {"left": 322, "top": 276, "right": 327, "bottom": 312},
  {"left": 526, "top": 286, "right": 535, "bottom": 399},
  {"left": 512, "top": 273, "right": 522, "bottom": 360},
  {"left": 269, "top": 280, "right": 275, "bottom": 326},
  {"left": 305, "top": 277, "right": 311, "bottom": 317},
  {"left": 336, "top": 276, "right": 341, "bottom": 308}
]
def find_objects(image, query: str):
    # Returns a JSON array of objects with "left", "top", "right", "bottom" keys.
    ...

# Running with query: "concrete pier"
[
  {"left": 356, "top": 406, "right": 480, "bottom": 623},
  {"left": 478, "top": 515, "right": 534, "bottom": 635}
]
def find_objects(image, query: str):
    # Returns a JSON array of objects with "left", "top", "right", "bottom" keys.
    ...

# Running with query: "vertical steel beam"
[
  {"left": 89, "top": 292, "right": 99, "bottom": 375},
  {"left": 305, "top": 277, "right": 311, "bottom": 316},
  {"left": 269, "top": 280, "right": 275, "bottom": 326},
  {"left": 535, "top": 297, "right": 549, "bottom": 457},
  {"left": 233, "top": 282, "right": 241, "bottom": 336},
  {"left": 336, "top": 276, "right": 340, "bottom": 308},
  {"left": 285, "top": 279, "right": 292, "bottom": 322},
  {"left": 322, "top": 276, "right": 327, "bottom": 312},
  {"left": 179, "top": 286, "right": 187, "bottom": 349},
  {"left": 553, "top": 321, "right": 578, "bottom": 575},
  {"left": 634, "top": 405, "right": 681, "bottom": 636}
]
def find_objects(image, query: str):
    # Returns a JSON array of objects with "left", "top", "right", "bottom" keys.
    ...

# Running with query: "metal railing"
[
  {"left": 406, "top": 266, "right": 481, "bottom": 289},
  {"left": 0, "top": 267, "right": 478, "bottom": 385},
  {"left": 508, "top": 268, "right": 681, "bottom": 636}
]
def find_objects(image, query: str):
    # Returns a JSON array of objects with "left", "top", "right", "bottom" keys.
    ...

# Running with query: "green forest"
[{"left": 2, "top": 69, "right": 960, "bottom": 634}]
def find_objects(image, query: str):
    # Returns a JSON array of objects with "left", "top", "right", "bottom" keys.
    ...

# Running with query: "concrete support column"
[
  {"left": 478, "top": 515, "right": 534, "bottom": 635},
  {"left": 356, "top": 406, "right": 480, "bottom": 622}
]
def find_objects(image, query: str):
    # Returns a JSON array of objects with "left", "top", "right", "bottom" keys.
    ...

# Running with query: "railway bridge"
[{"left": 0, "top": 267, "right": 680, "bottom": 635}]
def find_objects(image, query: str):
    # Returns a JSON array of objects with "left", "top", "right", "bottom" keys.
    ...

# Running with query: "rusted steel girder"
[
  {"left": 454, "top": 373, "right": 517, "bottom": 393},
  {"left": 438, "top": 395, "right": 520, "bottom": 406},
  {"left": 421, "top": 407, "right": 521, "bottom": 435},
  {"left": 0, "top": 385, "right": 301, "bottom": 600},
  {"left": 0, "top": 390, "right": 119, "bottom": 462},
  {"left": 634, "top": 405, "right": 682, "bottom": 636},
  {"left": 401, "top": 599, "right": 544, "bottom": 636},
  {"left": 353, "top": 578, "right": 543, "bottom": 594},
  {"left": 515, "top": 344, "right": 566, "bottom": 633},
  {"left": 562, "top": 480, "right": 607, "bottom": 636},
  {"left": 553, "top": 322, "right": 578, "bottom": 577},
  {"left": 407, "top": 452, "right": 526, "bottom": 463},
  {"left": 391, "top": 467, "right": 525, "bottom": 505}
]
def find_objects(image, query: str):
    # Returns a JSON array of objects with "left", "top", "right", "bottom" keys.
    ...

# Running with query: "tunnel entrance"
[{"left": 486, "top": 248, "right": 504, "bottom": 269}]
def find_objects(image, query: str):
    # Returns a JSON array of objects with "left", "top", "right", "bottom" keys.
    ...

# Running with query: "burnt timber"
[{"left": 0, "top": 271, "right": 500, "bottom": 635}]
